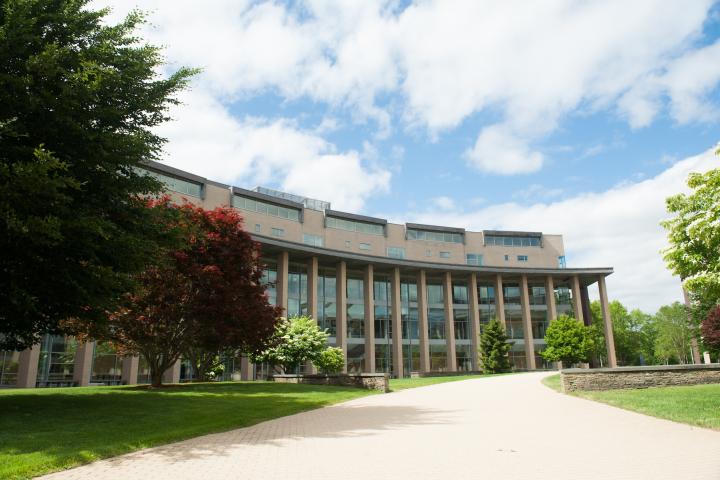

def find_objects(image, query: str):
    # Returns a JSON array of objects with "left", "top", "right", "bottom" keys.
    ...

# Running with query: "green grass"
[
  {"left": 389, "top": 372, "right": 515, "bottom": 391},
  {"left": 0, "top": 382, "right": 375, "bottom": 480},
  {"left": 541, "top": 374, "right": 720, "bottom": 430}
]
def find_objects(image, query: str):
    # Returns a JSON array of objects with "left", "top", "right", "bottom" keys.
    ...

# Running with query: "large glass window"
[
  {"left": 386, "top": 247, "right": 406, "bottom": 259},
  {"left": 318, "top": 268, "right": 337, "bottom": 338},
  {"left": 529, "top": 286, "right": 546, "bottom": 306},
  {"left": 401, "top": 279, "right": 420, "bottom": 374},
  {"left": 233, "top": 195, "right": 300, "bottom": 221},
  {"left": 505, "top": 309, "right": 525, "bottom": 340},
  {"left": 429, "top": 344, "right": 447, "bottom": 372},
  {"left": 261, "top": 259, "right": 278, "bottom": 306},
  {"left": 509, "top": 342, "right": 527, "bottom": 370},
  {"left": 140, "top": 168, "right": 202, "bottom": 197},
  {"left": 456, "top": 344, "right": 474, "bottom": 372},
  {"left": 406, "top": 229, "right": 463, "bottom": 243},
  {"left": 287, "top": 264, "right": 308, "bottom": 317},
  {"left": 485, "top": 235, "right": 541, "bottom": 247},
  {"left": 466, "top": 254, "right": 484, "bottom": 266},
  {"left": 303, "top": 234, "right": 323, "bottom": 247},
  {"left": 346, "top": 276, "right": 365, "bottom": 339},
  {"left": 531, "top": 309, "right": 549, "bottom": 339},
  {"left": 37, "top": 335, "right": 77, "bottom": 386},
  {"left": 91, "top": 343, "right": 122, "bottom": 385},
  {"left": 503, "top": 284, "right": 521, "bottom": 305},
  {"left": 347, "top": 344, "right": 365, "bottom": 374},
  {"left": 326, "top": 216, "right": 384, "bottom": 235},
  {"left": 0, "top": 351, "right": 19, "bottom": 387}
]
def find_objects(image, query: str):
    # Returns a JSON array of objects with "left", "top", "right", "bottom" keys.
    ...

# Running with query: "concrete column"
[
  {"left": 417, "top": 269, "right": 430, "bottom": 372},
  {"left": 16, "top": 344, "right": 40, "bottom": 388},
  {"left": 682, "top": 288, "right": 702, "bottom": 364},
  {"left": 240, "top": 355, "right": 252, "bottom": 381},
  {"left": 520, "top": 275, "right": 536, "bottom": 370},
  {"left": 443, "top": 271, "right": 457, "bottom": 371},
  {"left": 571, "top": 275, "right": 584, "bottom": 323},
  {"left": 307, "top": 256, "right": 319, "bottom": 319},
  {"left": 364, "top": 264, "right": 375, "bottom": 373},
  {"left": 598, "top": 275, "right": 618, "bottom": 368},
  {"left": 545, "top": 275, "right": 557, "bottom": 321},
  {"left": 469, "top": 273, "right": 481, "bottom": 370},
  {"left": 276, "top": 251, "right": 290, "bottom": 316},
  {"left": 494, "top": 274, "right": 506, "bottom": 328},
  {"left": 121, "top": 356, "right": 139, "bottom": 385},
  {"left": 162, "top": 359, "right": 181, "bottom": 384},
  {"left": 73, "top": 341, "right": 95, "bottom": 387},
  {"left": 390, "top": 267, "right": 403, "bottom": 378},
  {"left": 336, "top": 260, "right": 347, "bottom": 373}
]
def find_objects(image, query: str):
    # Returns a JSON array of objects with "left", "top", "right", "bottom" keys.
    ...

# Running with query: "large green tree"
[
  {"left": 654, "top": 302, "right": 693, "bottom": 364},
  {"left": 252, "top": 316, "right": 331, "bottom": 374},
  {"left": 541, "top": 315, "right": 592, "bottom": 366},
  {"left": 0, "top": 0, "right": 195, "bottom": 349}
]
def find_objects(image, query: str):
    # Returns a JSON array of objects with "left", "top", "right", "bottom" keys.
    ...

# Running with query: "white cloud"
[
  {"left": 513, "top": 184, "right": 564, "bottom": 201},
  {"left": 405, "top": 148, "right": 719, "bottom": 313},
  {"left": 431, "top": 196, "right": 455, "bottom": 211},
  {"left": 156, "top": 89, "right": 391, "bottom": 212},
  {"left": 96, "top": 0, "right": 720, "bottom": 175}
]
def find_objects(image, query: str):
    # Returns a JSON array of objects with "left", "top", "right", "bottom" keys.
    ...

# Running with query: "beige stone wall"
[
  {"left": 273, "top": 373, "right": 389, "bottom": 392},
  {"left": 561, "top": 365, "right": 720, "bottom": 392}
]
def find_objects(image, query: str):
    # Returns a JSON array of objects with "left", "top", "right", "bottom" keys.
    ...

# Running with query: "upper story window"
[
  {"left": 303, "top": 234, "right": 323, "bottom": 247},
  {"left": 326, "top": 216, "right": 384, "bottom": 235},
  {"left": 359, "top": 242, "right": 371, "bottom": 251},
  {"left": 233, "top": 195, "right": 301, "bottom": 221},
  {"left": 517, "top": 255, "right": 528, "bottom": 262},
  {"left": 387, "top": 247, "right": 406, "bottom": 259},
  {"left": 466, "top": 254, "right": 483, "bottom": 266},
  {"left": 485, "top": 235, "right": 540, "bottom": 247},
  {"left": 558, "top": 255, "right": 567, "bottom": 268},
  {"left": 439, "top": 251, "right": 451, "bottom": 258},
  {"left": 406, "top": 228, "right": 463, "bottom": 243},
  {"left": 140, "top": 168, "right": 202, "bottom": 198},
  {"left": 271, "top": 228, "right": 285, "bottom": 237}
]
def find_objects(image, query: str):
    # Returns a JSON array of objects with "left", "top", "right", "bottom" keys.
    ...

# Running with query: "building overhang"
[{"left": 324, "top": 209, "right": 388, "bottom": 225}]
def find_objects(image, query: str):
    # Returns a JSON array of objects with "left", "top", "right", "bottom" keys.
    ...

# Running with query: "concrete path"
[{"left": 41, "top": 373, "right": 720, "bottom": 480}]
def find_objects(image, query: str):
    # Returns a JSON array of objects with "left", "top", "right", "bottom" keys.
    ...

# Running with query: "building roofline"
[
  {"left": 484, "top": 230, "right": 543, "bottom": 237},
  {"left": 325, "top": 209, "right": 388, "bottom": 225},
  {"left": 406, "top": 223, "right": 465, "bottom": 234},
  {"left": 231, "top": 186, "right": 304, "bottom": 210}
]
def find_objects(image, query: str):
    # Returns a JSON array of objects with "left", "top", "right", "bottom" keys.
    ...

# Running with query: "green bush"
[
  {"left": 479, "top": 319, "right": 512, "bottom": 373},
  {"left": 541, "top": 315, "right": 593, "bottom": 366},
  {"left": 314, "top": 347, "right": 345, "bottom": 374},
  {"left": 251, "top": 316, "right": 329, "bottom": 372}
]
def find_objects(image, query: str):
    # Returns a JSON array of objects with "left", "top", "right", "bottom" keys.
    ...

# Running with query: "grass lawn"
[
  {"left": 0, "top": 382, "right": 376, "bottom": 480},
  {"left": 389, "top": 372, "right": 515, "bottom": 391},
  {"left": 542, "top": 373, "right": 720, "bottom": 430}
]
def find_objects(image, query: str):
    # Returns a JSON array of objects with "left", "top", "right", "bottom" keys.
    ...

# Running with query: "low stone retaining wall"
[
  {"left": 561, "top": 364, "right": 720, "bottom": 392},
  {"left": 273, "top": 373, "right": 389, "bottom": 392}
]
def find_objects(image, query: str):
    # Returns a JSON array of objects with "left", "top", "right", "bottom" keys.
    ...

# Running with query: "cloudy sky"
[{"left": 97, "top": 0, "right": 720, "bottom": 312}]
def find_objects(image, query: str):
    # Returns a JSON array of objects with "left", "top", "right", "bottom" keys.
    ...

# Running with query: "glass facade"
[
  {"left": 346, "top": 274, "right": 365, "bottom": 373},
  {"left": 326, "top": 216, "right": 384, "bottom": 235},
  {"left": 261, "top": 259, "right": 278, "bottom": 306},
  {"left": 0, "top": 351, "right": 19, "bottom": 387},
  {"left": 426, "top": 280, "right": 447, "bottom": 371},
  {"left": 374, "top": 275, "right": 393, "bottom": 374},
  {"left": 466, "top": 254, "right": 483, "bottom": 266},
  {"left": 485, "top": 235, "right": 541, "bottom": 247},
  {"left": 141, "top": 168, "right": 202, "bottom": 197},
  {"left": 317, "top": 268, "right": 337, "bottom": 338},
  {"left": 233, "top": 195, "right": 301, "bottom": 221},
  {"left": 503, "top": 283, "right": 526, "bottom": 370},
  {"left": 477, "top": 282, "right": 497, "bottom": 332},
  {"left": 37, "top": 335, "right": 77, "bottom": 386},
  {"left": 287, "top": 264, "right": 308, "bottom": 317},
  {"left": 303, "top": 234, "right": 323, "bottom": 247},
  {"left": 452, "top": 282, "right": 472, "bottom": 371},
  {"left": 91, "top": 343, "right": 122, "bottom": 385},
  {"left": 406, "top": 229, "right": 463, "bottom": 243},
  {"left": 386, "top": 247, "right": 406, "bottom": 259},
  {"left": 401, "top": 279, "right": 420, "bottom": 373}
]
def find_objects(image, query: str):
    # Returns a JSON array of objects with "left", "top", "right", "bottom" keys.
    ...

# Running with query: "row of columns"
[{"left": 273, "top": 252, "right": 619, "bottom": 375}]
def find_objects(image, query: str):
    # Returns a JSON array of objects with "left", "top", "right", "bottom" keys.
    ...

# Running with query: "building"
[{"left": 0, "top": 161, "right": 618, "bottom": 388}]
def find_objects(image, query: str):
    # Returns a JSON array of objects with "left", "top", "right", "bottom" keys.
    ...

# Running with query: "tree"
[
  {"left": 661, "top": 150, "right": 720, "bottom": 321},
  {"left": 0, "top": 0, "right": 196, "bottom": 349},
  {"left": 654, "top": 302, "right": 693, "bottom": 364},
  {"left": 541, "top": 315, "right": 592, "bottom": 366},
  {"left": 315, "top": 347, "right": 345, "bottom": 375},
  {"left": 479, "top": 319, "right": 512, "bottom": 373},
  {"left": 590, "top": 300, "right": 646, "bottom": 366},
  {"left": 74, "top": 200, "right": 279, "bottom": 387},
  {"left": 253, "top": 316, "right": 330, "bottom": 374},
  {"left": 702, "top": 306, "right": 720, "bottom": 358}
]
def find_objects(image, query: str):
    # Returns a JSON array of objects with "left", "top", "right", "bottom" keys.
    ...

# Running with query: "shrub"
[
  {"left": 315, "top": 347, "right": 345, "bottom": 375},
  {"left": 480, "top": 319, "right": 512, "bottom": 373},
  {"left": 541, "top": 315, "right": 592, "bottom": 366}
]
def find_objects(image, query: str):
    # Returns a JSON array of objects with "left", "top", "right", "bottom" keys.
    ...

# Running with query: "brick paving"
[{"left": 40, "top": 372, "right": 720, "bottom": 480}]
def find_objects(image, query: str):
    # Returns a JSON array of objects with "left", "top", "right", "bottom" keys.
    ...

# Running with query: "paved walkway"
[{"left": 42, "top": 373, "right": 720, "bottom": 480}]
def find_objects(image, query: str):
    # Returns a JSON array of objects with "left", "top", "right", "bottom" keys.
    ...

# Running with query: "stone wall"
[
  {"left": 273, "top": 373, "right": 389, "bottom": 392},
  {"left": 561, "top": 364, "right": 720, "bottom": 392}
]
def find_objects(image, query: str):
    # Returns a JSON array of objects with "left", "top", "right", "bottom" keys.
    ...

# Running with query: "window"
[
  {"left": 426, "top": 249, "right": 432, "bottom": 257},
  {"left": 139, "top": 168, "right": 202, "bottom": 197},
  {"left": 232, "top": 195, "right": 301, "bottom": 222},
  {"left": 558, "top": 255, "right": 567, "bottom": 268},
  {"left": 466, "top": 253, "right": 483, "bottom": 266},
  {"left": 439, "top": 251, "right": 450, "bottom": 258},
  {"left": 326, "top": 216, "right": 384, "bottom": 235},
  {"left": 406, "top": 228, "right": 463, "bottom": 243},
  {"left": 359, "top": 242, "right": 371, "bottom": 250},
  {"left": 504, "top": 255, "right": 509, "bottom": 261},
  {"left": 517, "top": 255, "right": 528, "bottom": 262},
  {"left": 485, "top": 234, "right": 541, "bottom": 247},
  {"left": 345, "top": 240, "right": 351, "bottom": 248},
  {"left": 255, "top": 224, "right": 261, "bottom": 233},
  {"left": 303, "top": 234, "right": 323, "bottom": 247},
  {"left": 271, "top": 228, "right": 285, "bottom": 237},
  {"left": 387, "top": 247, "right": 406, "bottom": 259}
]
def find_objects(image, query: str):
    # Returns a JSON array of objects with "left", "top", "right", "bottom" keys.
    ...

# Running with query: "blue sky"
[{"left": 100, "top": 0, "right": 720, "bottom": 312}]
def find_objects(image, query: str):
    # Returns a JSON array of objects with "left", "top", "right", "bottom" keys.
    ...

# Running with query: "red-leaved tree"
[
  {"left": 88, "top": 198, "right": 280, "bottom": 386},
  {"left": 702, "top": 305, "right": 720, "bottom": 355}
]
